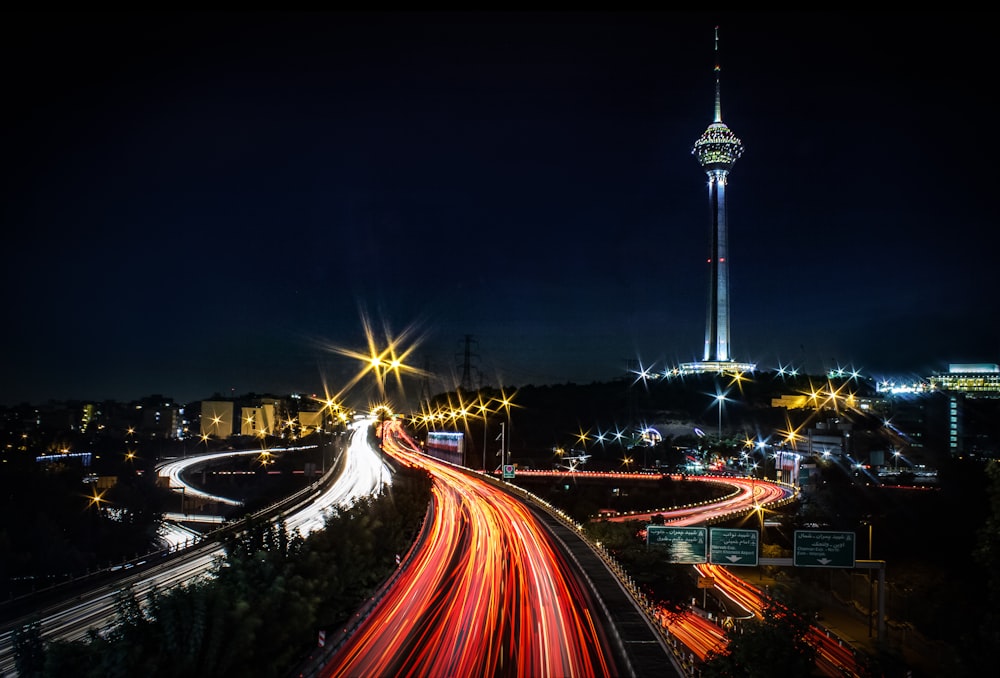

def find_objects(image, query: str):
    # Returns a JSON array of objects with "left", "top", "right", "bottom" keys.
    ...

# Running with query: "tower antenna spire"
[{"left": 713, "top": 25, "right": 722, "bottom": 124}]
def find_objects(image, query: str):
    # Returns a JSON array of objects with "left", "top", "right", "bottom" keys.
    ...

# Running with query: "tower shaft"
[{"left": 704, "top": 170, "right": 730, "bottom": 362}]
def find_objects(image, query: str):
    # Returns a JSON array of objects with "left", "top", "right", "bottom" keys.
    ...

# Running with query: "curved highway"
[
  {"left": 2, "top": 423, "right": 866, "bottom": 678},
  {"left": 322, "top": 421, "right": 621, "bottom": 678},
  {"left": 601, "top": 476, "right": 865, "bottom": 676},
  {"left": 0, "top": 421, "right": 390, "bottom": 677}
]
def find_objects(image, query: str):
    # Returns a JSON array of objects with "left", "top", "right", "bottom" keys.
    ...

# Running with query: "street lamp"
[
  {"left": 497, "top": 421, "right": 508, "bottom": 476},
  {"left": 88, "top": 488, "right": 107, "bottom": 513},
  {"left": 864, "top": 519, "right": 875, "bottom": 638},
  {"left": 495, "top": 389, "right": 518, "bottom": 469},
  {"left": 714, "top": 392, "right": 726, "bottom": 439},
  {"left": 712, "top": 389, "right": 731, "bottom": 458},
  {"left": 476, "top": 397, "right": 492, "bottom": 472}
]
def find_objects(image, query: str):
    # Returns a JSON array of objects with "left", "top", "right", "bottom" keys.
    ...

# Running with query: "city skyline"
[{"left": 2, "top": 11, "right": 997, "bottom": 407}]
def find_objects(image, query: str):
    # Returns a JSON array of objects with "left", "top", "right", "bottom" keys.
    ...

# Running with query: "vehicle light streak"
[
  {"left": 589, "top": 473, "right": 862, "bottom": 677},
  {"left": 601, "top": 475, "right": 794, "bottom": 525},
  {"left": 695, "top": 563, "right": 866, "bottom": 677},
  {"left": 655, "top": 607, "right": 727, "bottom": 662},
  {"left": 155, "top": 444, "right": 319, "bottom": 507},
  {"left": 0, "top": 423, "right": 387, "bottom": 676},
  {"left": 323, "top": 421, "right": 618, "bottom": 678}
]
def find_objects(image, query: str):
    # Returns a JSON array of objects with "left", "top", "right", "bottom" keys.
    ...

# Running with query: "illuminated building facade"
[
  {"left": 199, "top": 401, "right": 234, "bottom": 438},
  {"left": 241, "top": 403, "right": 278, "bottom": 437},
  {"left": 928, "top": 364, "right": 1000, "bottom": 456},
  {"left": 880, "top": 364, "right": 1000, "bottom": 459},
  {"left": 681, "top": 27, "right": 755, "bottom": 376},
  {"left": 927, "top": 363, "right": 1000, "bottom": 395}
]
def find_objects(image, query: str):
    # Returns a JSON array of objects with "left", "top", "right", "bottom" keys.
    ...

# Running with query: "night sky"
[{"left": 3, "top": 11, "right": 997, "bottom": 408}]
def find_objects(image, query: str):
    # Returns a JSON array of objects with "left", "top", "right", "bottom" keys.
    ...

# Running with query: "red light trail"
[
  {"left": 323, "top": 427, "right": 864, "bottom": 677},
  {"left": 322, "top": 421, "right": 618, "bottom": 677}
]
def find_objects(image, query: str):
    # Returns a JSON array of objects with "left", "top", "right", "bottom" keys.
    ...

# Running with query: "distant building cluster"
[
  {"left": 0, "top": 392, "right": 342, "bottom": 452},
  {"left": 1, "top": 395, "right": 190, "bottom": 442},
  {"left": 925, "top": 364, "right": 1000, "bottom": 457},
  {"left": 864, "top": 364, "right": 999, "bottom": 462},
  {"left": 2, "top": 363, "right": 997, "bottom": 479},
  {"left": 194, "top": 394, "right": 344, "bottom": 441}
]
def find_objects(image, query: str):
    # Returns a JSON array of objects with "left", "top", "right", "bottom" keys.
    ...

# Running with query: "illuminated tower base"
[{"left": 679, "top": 359, "right": 756, "bottom": 375}]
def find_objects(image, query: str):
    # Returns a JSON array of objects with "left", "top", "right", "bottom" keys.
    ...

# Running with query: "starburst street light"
[
  {"left": 86, "top": 488, "right": 108, "bottom": 512},
  {"left": 753, "top": 501, "right": 765, "bottom": 535},
  {"left": 257, "top": 449, "right": 273, "bottom": 467},
  {"left": 475, "top": 396, "right": 495, "bottom": 471},
  {"left": 775, "top": 362, "right": 799, "bottom": 378},
  {"left": 492, "top": 388, "right": 520, "bottom": 469},
  {"left": 726, "top": 369, "right": 750, "bottom": 394},
  {"left": 494, "top": 388, "right": 519, "bottom": 434},
  {"left": 630, "top": 360, "right": 657, "bottom": 388},
  {"left": 319, "top": 308, "right": 430, "bottom": 402}
]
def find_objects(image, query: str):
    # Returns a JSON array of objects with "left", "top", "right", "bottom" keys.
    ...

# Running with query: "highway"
[
  {"left": 0, "top": 420, "right": 390, "bottom": 677},
  {"left": 2, "top": 422, "right": 868, "bottom": 677},
  {"left": 600, "top": 474, "right": 794, "bottom": 525},
  {"left": 321, "top": 420, "right": 623, "bottom": 677},
  {"left": 694, "top": 563, "right": 866, "bottom": 677},
  {"left": 317, "top": 428, "right": 864, "bottom": 677},
  {"left": 604, "top": 476, "right": 865, "bottom": 676},
  {"left": 498, "top": 470, "right": 866, "bottom": 676}
]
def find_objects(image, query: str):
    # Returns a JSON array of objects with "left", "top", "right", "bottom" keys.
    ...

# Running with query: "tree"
[
  {"left": 961, "top": 459, "right": 1000, "bottom": 677},
  {"left": 701, "top": 597, "right": 815, "bottom": 678},
  {"left": 22, "top": 462, "right": 434, "bottom": 677},
  {"left": 583, "top": 519, "right": 688, "bottom": 613}
]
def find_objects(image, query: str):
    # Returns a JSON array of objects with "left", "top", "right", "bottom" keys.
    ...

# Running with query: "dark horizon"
[{"left": 3, "top": 11, "right": 997, "bottom": 407}]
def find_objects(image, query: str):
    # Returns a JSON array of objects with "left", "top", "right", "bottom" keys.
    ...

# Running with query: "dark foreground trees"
[
  {"left": 583, "top": 518, "right": 690, "bottom": 614},
  {"left": 701, "top": 596, "right": 815, "bottom": 678},
  {"left": 14, "top": 464, "right": 433, "bottom": 678}
]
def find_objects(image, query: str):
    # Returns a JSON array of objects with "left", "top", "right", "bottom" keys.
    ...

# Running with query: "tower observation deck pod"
[{"left": 682, "top": 26, "right": 755, "bottom": 376}]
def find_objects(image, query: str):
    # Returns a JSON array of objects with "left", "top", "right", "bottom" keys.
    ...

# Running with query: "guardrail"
[
  {"left": 477, "top": 471, "right": 799, "bottom": 677},
  {"left": 289, "top": 492, "right": 432, "bottom": 678}
]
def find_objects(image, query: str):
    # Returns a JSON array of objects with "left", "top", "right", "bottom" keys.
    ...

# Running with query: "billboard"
[{"left": 426, "top": 431, "right": 464, "bottom": 466}]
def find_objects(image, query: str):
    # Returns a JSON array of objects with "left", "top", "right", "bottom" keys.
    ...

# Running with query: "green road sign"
[
  {"left": 647, "top": 525, "right": 707, "bottom": 564},
  {"left": 709, "top": 528, "right": 759, "bottom": 566},
  {"left": 502, "top": 464, "right": 515, "bottom": 479},
  {"left": 794, "top": 530, "right": 856, "bottom": 568}
]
